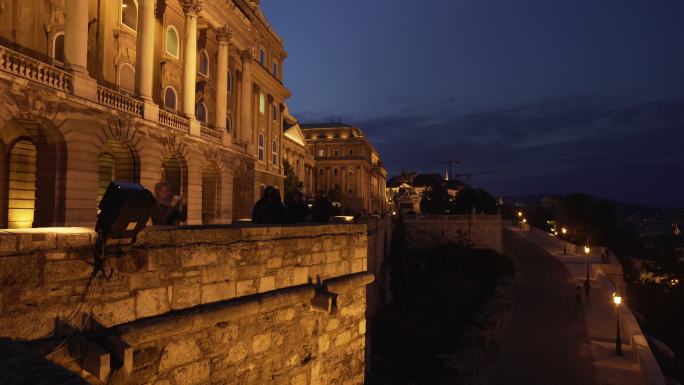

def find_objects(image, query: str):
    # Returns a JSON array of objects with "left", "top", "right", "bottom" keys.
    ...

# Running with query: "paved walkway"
[
  {"left": 490, "top": 230, "right": 600, "bottom": 385},
  {"left": 510, "top": 227, "right": 647, "bottom": 385}
]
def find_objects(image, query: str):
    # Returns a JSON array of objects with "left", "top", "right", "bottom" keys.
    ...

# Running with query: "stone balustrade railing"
[
  {"left": 0, "top": 45, "right": 72, "bottom": 92},
  {"left": 158, "top": 109, "right": 190, "bottom": 133},
  {"left": 0, "top": 42, "right": 228, "bottom": 145},
  {"left": 97, "top": 85, "right": 143, "bottom": 117},
  {"left": 405, "top": 214, "right": 502, "bottom": 222},
  {"left": 200, "top": 125, "right": 223, "bottom": 143}
]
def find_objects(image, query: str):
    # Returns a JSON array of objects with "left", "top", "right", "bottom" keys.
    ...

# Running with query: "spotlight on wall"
[{"left": 96, "top": 181, "right": 155, "bottom": 243}]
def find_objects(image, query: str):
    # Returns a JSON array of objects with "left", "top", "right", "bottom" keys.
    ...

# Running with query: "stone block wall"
[
  {"left": 0, "top": 224, "right": 372, "bottom": 384},
  {"left": 405, "top": 214, "right": 504, "bottom": 254}
]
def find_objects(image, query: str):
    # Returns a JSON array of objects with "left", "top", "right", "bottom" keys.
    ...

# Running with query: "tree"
[
  {"left": 452, "top": 188, "right": 498, "bottom": 214},
  {"left": 420, "top": 181, "right": 452, "bottom": 214},
  {"left": 282, "top": 159, "right": 302, "bottom": 202}
]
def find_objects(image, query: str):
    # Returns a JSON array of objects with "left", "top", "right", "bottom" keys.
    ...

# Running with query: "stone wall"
[
  {"left": 0, "top": 224, "right": 373, "bottom": 384},
  {"left": 404, "top": 214, "right": 504, "bottom": 254}
]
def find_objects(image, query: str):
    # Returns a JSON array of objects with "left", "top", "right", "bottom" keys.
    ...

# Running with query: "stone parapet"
[
  {"left": 0, "top": 224, "right": 372, "bottom": 384},
  {"left": 0, "top": 223, "right": 368, "bottom": 340}
]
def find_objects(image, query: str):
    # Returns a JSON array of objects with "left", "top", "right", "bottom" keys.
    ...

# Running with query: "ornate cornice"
[
  {"left": 182, "top": 0, "right": 203, "bottom": 15},
  {"left": 216, "top": 25, "right": 233, "bottom": 43}
]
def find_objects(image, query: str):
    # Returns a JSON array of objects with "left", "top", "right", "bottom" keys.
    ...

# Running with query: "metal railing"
[
  {"left": 0, "top": 45, "right": 72, "bottom": 92},
  {"left": 97, "top": 85, "right": 143, "bottom": 117}
]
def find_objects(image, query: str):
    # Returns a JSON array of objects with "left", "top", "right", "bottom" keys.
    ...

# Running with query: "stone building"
[
  {"left": 0, "top": 0, "right": 290, "bottom": 228},
  {"left": 281, "top": 108, "right": 315, "bottom": 197},
  {"left": 302, "top": 123, "right": 388, "bottom": 213}
]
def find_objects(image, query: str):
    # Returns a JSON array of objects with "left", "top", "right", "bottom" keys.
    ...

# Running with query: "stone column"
[
  {"left": 239, "top": 49, "right": 253, "bottom": 144},
  {"left": 215, "top": 26, "right": 232, "bottom": 132},
  {"left": 63, "top": 0, "right": 88, "bottom": 72},
  {"left": 181, "top": 0, "right": 201, "bottom": 118},
  {"left": 64, "top": 0, "right": 97, "bottom": 100},
  {"left": 136, "top": 0, "right": 159, "bottom": 121},
  {"left": 135, "top": 0, "right": 155, "bottom": 100}
]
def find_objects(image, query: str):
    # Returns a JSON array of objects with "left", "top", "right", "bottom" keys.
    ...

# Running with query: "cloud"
[{"left": 346, "top": 95, "right": 684, "bottom": 206}]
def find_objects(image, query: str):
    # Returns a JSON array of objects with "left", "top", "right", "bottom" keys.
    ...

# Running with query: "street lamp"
[
  {"left": 517, "top": 211, "right": 523, "bottom": 228},
  {"left": 584, "top": 246, "right": 591, "bottom": 297},
  {"left": 613, "top": 293, "right": 623, "bottom": 356},
  {"left": 562, "top": 227, "right": 567, "bottom": 255}
]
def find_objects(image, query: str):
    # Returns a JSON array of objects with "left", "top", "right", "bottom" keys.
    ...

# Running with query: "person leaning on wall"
[{"left": 150, "top": 181, "right": 187, "bottom": 226}]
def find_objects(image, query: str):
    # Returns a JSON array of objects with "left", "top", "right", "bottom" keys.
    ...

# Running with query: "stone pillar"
[
  {"left": 239, "top": 49, "right": 253, "bottom": 144},
  {"left": 136, "top": 0, "right": 159, "bottom": 121},
  {"left": 64, "top": 0, "right": 88, "bottom": 72},
  {"left": 181, "top": 0, "right": 201, "bottom": 118},
  {"left": 135, "top": 0, "right": 155, "bottom": 100},
  {"left": 64, "top": 0, "right": 97, "bottom": 100},
  {"left": 215, "top": 26, "right": 232, "bottom": 133}
]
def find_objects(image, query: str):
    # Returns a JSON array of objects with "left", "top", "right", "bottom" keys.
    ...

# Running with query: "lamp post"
[
  {"left": 562, "top": 227, "right": 567, "bottom": 255},
  {"left": 613, "top": 293, "right": 623, "bottom": 356},
  {"left": 584, "top": 246, "right": 591, "bottom": 297},
  {"left": 522, "top": 218, "right": 527, "bottom": 231},
  {"left": 517, "top": 211, "right": 523, "bottom": 229}
]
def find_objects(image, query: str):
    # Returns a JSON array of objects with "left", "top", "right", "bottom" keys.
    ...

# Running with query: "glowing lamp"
[
  {"left": 613, "top": 294, "right": 622, "bottom": 306},
  {"left": 584, "top": 246, "right": 590, "bottom": 255},
  {"left": 562, "top": 227, "right": 567, "bottom": 234}
]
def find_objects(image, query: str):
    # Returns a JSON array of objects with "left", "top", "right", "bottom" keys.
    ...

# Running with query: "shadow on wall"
[{"left": 0, "top": 338, "right": 87, "bottom": 385}]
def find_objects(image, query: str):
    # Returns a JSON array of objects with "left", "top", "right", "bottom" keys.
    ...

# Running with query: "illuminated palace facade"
[
  {"left": 0, "top": 0, "right": 290, "bottom": 228},
  {"left": 301, "top": 123, "right": 387, "bottom": 213}
]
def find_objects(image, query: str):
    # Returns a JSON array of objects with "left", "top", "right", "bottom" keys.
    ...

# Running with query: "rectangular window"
[
  {"left": 348, "top": 149, "right": 353, "bottom": 156},
  {"left": 318, "top": 149, "right": 324, "bottom": 157},
  {"left": 333, "top": 149, "right": 339, "bottom": 157},
  {"left": 272, "top": 61, "right": 278, "bottom": 77},
  {"left": 260, "top": 49, "right": 266, "bottom": 65}
]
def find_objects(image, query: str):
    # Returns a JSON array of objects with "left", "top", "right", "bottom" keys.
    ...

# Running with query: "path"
[{"left": 490, "top": 230, "right": 600, "bottom": 385}]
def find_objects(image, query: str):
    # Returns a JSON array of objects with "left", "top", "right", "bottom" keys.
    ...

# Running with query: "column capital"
[
  {"left": 182, "top": 0, "right": 203, "bottom": 15},
  {"left": 216, "top": 25, "right": 233, "bottom": 43},
  {"left": 240, "top": 49, "right": 253, "bottom": 62}
]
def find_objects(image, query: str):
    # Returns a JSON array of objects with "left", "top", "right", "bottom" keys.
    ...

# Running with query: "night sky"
[{"left": 262, "top": 0, "right": 684, "bottom": 208}]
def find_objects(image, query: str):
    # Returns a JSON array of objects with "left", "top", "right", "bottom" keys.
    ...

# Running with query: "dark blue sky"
[{"left": 262, "top": 1, "right": 684, "bottom": 207}]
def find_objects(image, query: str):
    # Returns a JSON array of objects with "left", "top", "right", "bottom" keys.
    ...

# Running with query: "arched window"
[
  {"left": 272, "top": 103, "right": 278, "bottom": 121},
  {"left": 121, "top": 0, "right": 138, "bottom": 31},
  {"left": 226, "top": 115, "right": 231, "bottom": 133},
  {"left": 259, "top": 93, "right": 265, "bottom": 114},
  {"left": 272, "top": 60, "right": 278, "bottom": 77},
  {"left": 196, "top": 102, "right": 208, "bottom": 123},
  {"left": 258, "top": 134, "right": 264, "bottom": 161},
  {"left": 271, "top": 140, "right": 278, "bottom": 166},
  {"left": 198, "top": 49, "right": 209, "bottom": 76},
  {"left": 164, "top": 87, "right": 177, "bottom": 110},
  {"left": 97, "top": 139, "right": 138, "bottom": 205},
  {"left": 52, "top": 32, "right": 65, "bottom": 62},
  {"left": 259, "top": 48, "right": 266, "bottom": 65},
  {"left": 118, "top": 63, "right": 135, "bottom": 93},
  {"left": 7, "top": 140, "right": 37, "bottom": 229},
  {"left": 202, "top": 166, "right": 221, "bottom": 224},
  {"left": 166, "top": 26, "right": 179, "bottom": 58},
  {"left": 227, "top": 71, "right": 233, "bottom": 93},
  {"left": 162, "top": 155, "right": 188, "bottom": 200}
]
